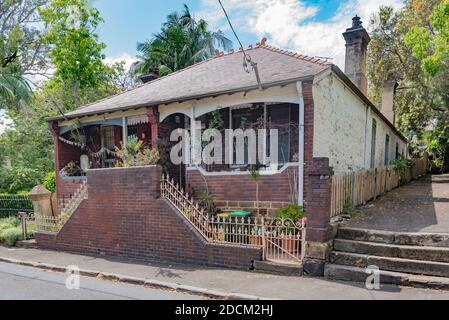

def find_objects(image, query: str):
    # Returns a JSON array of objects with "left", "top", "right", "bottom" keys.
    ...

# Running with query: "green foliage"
[
  {"left": 61, "top": 161, "right": 82, "bottom": 177},
  {"left": 276, "top": 204, "right": 307, "bottom": 220},
  {"left": 368, "top": 1, "right": 449, "bottom": 169},
  {"left": 198, "top": 191, "right": 216, "bottom": 215},
  {"left": 132, "top": 4, "right": 232, "bottom": 78},
  {"left": 249, "top": 168, "right": 260, "bottom": 181},
  {"left": 42, "top": 172, "right": 56, "bottom": 193},
  {"left": 404, "top": 0, "right": 449, "bottom": 76},
  {"left": 423, "top": 126, "right": 449, "bottom": 172},
  {"left": 208, "top": 110, "right": 224, "bottom": 130},
  {"left": 0, "top": 0, "right": 49, "bottom": 110},
  {"left": 0, "top": 166, "right": 42, "bottom": 194},
  {"left": 393, "top": 158, "right": 413, "bottom": 184},
  {"left": 0, "top": 217, "right": 22, "bottom": 246},
  {"left": 342, "top": 199, "right": 358, "bottom": 216},
  {"left": 115, "top": 140, "right": 160, "bottom": 167}
]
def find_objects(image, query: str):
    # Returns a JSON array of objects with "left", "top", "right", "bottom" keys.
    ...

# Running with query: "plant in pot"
[{"left": 276, "top": 204, "right": 307, "bottom": 253}]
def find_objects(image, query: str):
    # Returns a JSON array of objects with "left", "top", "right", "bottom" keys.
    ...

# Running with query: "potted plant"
[{"left": 276, "top": 204, "right": 306, "bottom": 253}]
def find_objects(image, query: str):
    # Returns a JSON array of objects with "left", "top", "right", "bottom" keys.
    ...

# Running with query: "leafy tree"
[
  {"left": 0, "top": 0, "right": 132, "bottom": 193},
  {"left": 132, "top": 4, "right": 232, "bottom": 77},
  {"left": 0, "top": 0, "right": 50, "bottom": 110},
  {"left": 39, "top": 0, "right": 119, "bottom": 112},
  {"left": 405, "top": 0, "right": 449, "bottom": 76},
  {"left": 367, "top": 1, "right": 449, "bottom": 171}
]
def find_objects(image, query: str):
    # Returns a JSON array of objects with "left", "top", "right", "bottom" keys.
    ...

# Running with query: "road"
[{"left": 0, "top": 262, "right": 199, "bottom": 300}]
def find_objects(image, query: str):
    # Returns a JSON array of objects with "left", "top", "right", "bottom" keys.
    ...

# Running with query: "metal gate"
[{"left": 262, "top": 217, "right": 306, "bottom": 264}]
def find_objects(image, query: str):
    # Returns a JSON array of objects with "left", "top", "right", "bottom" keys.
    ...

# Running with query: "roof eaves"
[{"left": 46, "top": 74, "right": 316, "bottom": 122}]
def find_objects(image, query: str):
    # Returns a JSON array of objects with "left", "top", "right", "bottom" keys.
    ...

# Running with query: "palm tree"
[
  {"left": 0, "top": 74, "right": 31, "bottom": 102},
  {"left": 132, "top": 4, "right": 232, "bottom": 78}
]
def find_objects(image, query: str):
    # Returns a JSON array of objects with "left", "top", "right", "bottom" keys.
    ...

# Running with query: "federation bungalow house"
[{"left": 47, "top": 16, "right": 407, "bottom": 218}]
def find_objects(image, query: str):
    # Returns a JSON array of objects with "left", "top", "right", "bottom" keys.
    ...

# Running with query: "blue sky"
[
  {"left": 1, "top": 0, "right": 405, "bottom": 133},
  {"left": 93, "top": 0, "right": 404, "bottom": 69},
  {"left": 93, "top": 0, "right": 346, "bottom": 59}
]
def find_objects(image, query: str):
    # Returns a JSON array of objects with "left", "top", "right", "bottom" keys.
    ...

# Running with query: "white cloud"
[
  {"left": 0, "top": 111, "right": 12, "bottom": 134},
  {"left": 197, "top": 0, "right": 404, "bottom": 68},
  {"left": 104, "top": 53, "right": 137, "bottom": 72}
]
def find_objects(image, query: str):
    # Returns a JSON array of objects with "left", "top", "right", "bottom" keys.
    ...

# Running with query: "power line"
[{"left": 217, "top": 0, "right": 263, "bottom": 90}]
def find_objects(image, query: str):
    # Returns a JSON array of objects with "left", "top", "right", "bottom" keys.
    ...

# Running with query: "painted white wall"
[{"left": 313, "top": 70, "right": 407, "bottom": 174}]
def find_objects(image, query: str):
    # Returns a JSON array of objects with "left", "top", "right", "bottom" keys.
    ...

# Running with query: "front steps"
[
  {"left": 253, "top": 260, "right": 303, "bottom": 276},
  {"left": 325, "top": 227, "right": 449, "bottom": 289}
]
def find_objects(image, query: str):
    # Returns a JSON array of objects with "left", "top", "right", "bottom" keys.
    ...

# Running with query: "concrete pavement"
[
  {"left": 346, "top": 174, "right": 449, "bottom": 233},
  {"left": 0, "top": 261, "right": 199, "bottom": 300},
  {"left": 1, "top": 246, "right": 449, "bottom": 300}
]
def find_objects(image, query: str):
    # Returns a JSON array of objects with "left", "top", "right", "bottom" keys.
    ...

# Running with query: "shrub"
[
  {"left": 393, "top": 158, "right": 413, "bottom": 185},
  {"left": 42, "top": 172, "right": 56, "bottom": 193},
  {"left": 115, "top": 140, "right": 160, "bottom": 167},
  {"left": 0, "top": 216, "right": 21, "bottom": 228},
  {"left": 0, "top": 217, "right": 23, "bottom": 246},
  {"left": 61, "top": 161, "right": 83, "bottom": 177},
  {"left": 198, "top": 191, "right": 216, "bottom": 214},
  {"left": 276, "top": 204, "right": 306, "bottom": 220},
  {"left": 0, "top": 227, "right": 23, "bottom": 246}
]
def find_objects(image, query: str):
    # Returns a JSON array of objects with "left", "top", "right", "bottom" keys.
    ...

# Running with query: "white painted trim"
[
  {"left": 186, "top": 162, "right": 298, "bottom": 177},
  {"left": 122, "top": 116, "right": 127, "bottom": 146},
  {"left": 59, "top": 108, "right": 147, "bottom": 127},
  {"left": 159, "top": 84, "right": 299, "bottom": 121},
  {"left": 296, "top": 81, "right": 305, "bottom": 207}
]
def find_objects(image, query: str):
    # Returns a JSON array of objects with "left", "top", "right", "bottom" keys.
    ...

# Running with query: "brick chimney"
[
  {"left": 139, "top": 68, "right": 159, "bottom": 84},
  {"left": 381, "top": 80, "right": 398, "bottom": 124},
  {"left": 342, "top": 15, "right": 371, "bottom": 95}
]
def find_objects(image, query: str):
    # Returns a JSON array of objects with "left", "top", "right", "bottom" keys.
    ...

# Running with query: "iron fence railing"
[
  {"left": 161, "top": 174, "right": 306, "bottom": 264},
  {"left": 0, "top": 195, "right": 33, "bottom": 218}
]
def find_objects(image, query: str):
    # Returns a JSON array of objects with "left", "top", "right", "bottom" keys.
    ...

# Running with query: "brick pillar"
[
  {"left": 147, "top": 105, "right": 159, "bottom": 149},
  {"left": 303, "top": 157, "right": 334, "bottom": 276}
]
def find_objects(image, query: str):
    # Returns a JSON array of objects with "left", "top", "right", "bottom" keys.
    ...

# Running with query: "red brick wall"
[
  {"left": 36, "top": 166, "right": 261, "bottom": 269},
  {"left": 57, "top": 177, "right": 85, "bottom": 203},
  {"left": 186, "top": 166, "right": 296, "bottom": 203}
]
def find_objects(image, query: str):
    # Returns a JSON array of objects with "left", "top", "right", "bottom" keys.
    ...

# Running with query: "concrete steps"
[
  {"left": 334, "top": 239, "right": 449, "bottom": 263},
  {"left": 326, "top": 227, "right": 449, "bottom": 289},
  {"left": 253, "top": 260, "right": 303, "bottom": 276},
  {"left": 337, "top": 227, "right": 449, "bottom": 247},
  {"left": 325, "top": 264, "right": 449, "bottom": 290}
]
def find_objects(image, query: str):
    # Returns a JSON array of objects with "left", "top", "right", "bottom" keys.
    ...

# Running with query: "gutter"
[
  {"left": 295, "top": 81, "right": 305, "bottom": 207},
  {"left": 46, "top": 75, "right": 315, "bottom": 122}
]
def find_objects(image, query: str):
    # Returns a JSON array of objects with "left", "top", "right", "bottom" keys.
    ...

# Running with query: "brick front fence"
[{"left": 35, "top": 166, "right": 262, "bottom": 270}]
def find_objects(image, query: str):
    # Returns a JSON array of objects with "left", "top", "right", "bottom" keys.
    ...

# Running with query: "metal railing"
[
  {"left": 35, "top": 180, "right": 88, "bottom": 233},
  {"left": 0, "top": 195, "right": 33, "bottom": 218},
  {"left": 161, "top": 174, "right": 306, "bottom": 264}
]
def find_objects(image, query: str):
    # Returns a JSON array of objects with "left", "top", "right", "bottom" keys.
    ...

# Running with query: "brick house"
[{"left": 47, "top": 16, "right": 407, "bottom": 216}]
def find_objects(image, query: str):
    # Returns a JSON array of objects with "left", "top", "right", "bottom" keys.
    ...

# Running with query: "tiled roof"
[{"left": 56, "top": 43, "right": 332, "bottom": 120}]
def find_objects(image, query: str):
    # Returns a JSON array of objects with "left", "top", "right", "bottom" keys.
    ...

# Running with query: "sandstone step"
[
  {"left": 253, "top": 260, "right": 303, "bottom": 276},
  {"left": 334, "top": 239, "right": 449, "bottom": 263},
  {"left": 338, "top": 227, "right": 449, "bottom": 247},
  {"left": 325, "top": 264, "right": 449, "bottom": 290},
  {"left": 330, "top": 251, "right": 449, "bottom": 278}
]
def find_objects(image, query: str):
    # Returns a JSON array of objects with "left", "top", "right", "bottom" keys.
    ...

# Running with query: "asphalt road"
[{"left": 0, "top": 262, "right": 199, "bottom": 300}]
